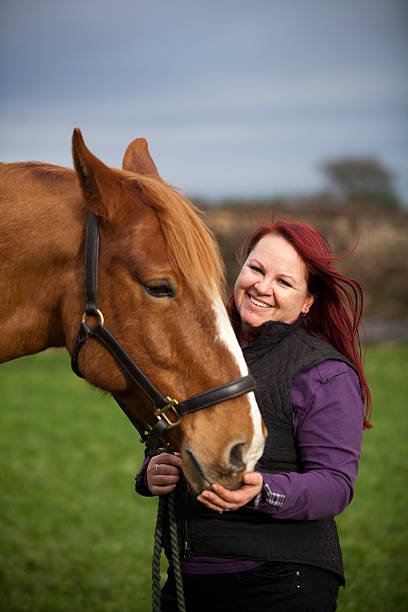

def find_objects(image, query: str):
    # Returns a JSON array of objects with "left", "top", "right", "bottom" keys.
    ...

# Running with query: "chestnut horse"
[{"left": 0, "top": 129, "right": 265, "bottom": 493}]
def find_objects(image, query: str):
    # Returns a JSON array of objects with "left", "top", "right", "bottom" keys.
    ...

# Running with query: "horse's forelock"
[{"left": 124, "top": 174, "right": 225, "bottom": 298}]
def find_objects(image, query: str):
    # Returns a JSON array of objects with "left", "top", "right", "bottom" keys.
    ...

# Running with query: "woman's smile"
[{"left": 248, "top": 294, "right": 273, "bottom": 309}]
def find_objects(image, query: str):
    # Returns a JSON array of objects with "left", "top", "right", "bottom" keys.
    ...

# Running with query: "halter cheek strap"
[{"left": 71, "top": 212, "right": 256, "bottom": 450}]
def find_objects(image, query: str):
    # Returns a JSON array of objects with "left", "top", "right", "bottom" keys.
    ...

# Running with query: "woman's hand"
[
  {"left": 197, "top": 472, "right": 263, "bottom": 513},
  {"left": 146, "top": 453, "right": 183, "bottom": 495}
]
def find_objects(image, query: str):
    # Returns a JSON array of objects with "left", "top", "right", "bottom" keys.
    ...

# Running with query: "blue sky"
[{"left": 1, "top": 0, "right": 407, "bottom": 202}]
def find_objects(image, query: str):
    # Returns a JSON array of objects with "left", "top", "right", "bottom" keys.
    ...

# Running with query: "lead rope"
[
  {"left": 152, "top": 496, "right": 166, "bottom": 612},
  {"left": 152, "top": 491, "right": 186, "bottom": 612}
]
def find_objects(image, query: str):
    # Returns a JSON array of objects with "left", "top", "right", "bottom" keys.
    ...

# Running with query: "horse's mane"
[
  {"left": 4, "top": 161, "right": 74, "bottom": 182},
  {"left": 3, "top": 161, "right": 224, "bottom": 298},
  {"left": 127, "top": 174, "right": 225, "bottom": 297}
]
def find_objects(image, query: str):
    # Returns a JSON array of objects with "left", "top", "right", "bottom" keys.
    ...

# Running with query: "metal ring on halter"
[{"left": 81, "top": 309, "right": 104, "bottom": 326}]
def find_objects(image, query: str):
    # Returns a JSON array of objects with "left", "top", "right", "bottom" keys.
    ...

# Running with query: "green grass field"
[{"left": 0, "top": 344, "right": 407, "bottom": 611}]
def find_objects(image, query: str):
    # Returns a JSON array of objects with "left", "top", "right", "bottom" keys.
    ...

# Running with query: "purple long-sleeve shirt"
[{"left": 135, "top": 359, "right": 364, "bottom": 574}]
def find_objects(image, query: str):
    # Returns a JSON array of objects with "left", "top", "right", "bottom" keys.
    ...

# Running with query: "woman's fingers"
[
  {"left": 152, "top": 473, "right": 180, "bottom": 484},
  {"left": 150, "top": 452, "right": 183, "bottom": 468},
  {"left": 146, "top": 453, "right": 183, "bottom": 495},
  {"left": 197, "top": 473, "right": 263, "bottom": 511},
  {"left": 197, "top": 490, "right": 233, "bottom": 511},
  {"left": 151, "top": 482, "right": 179, "bottom": 495},
  {"left": 149, "top": 462, "right": 180, "bottom": 477},
  {"left": 196, "top": 488, "right": 228, "bottom": 512}
]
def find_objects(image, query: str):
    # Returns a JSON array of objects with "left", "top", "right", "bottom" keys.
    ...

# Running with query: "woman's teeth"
[{"left": 249, "top": 296, "right": 272, "bottom": 309}]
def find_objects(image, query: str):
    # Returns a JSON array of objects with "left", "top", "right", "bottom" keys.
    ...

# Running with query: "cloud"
[{"left": 1, "top": 0, "right": 407, "bottom": 200}]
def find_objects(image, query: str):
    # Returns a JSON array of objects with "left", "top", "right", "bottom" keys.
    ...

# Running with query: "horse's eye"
[{"left": 144, "top": 280, "right": 175, "bottom": 299}]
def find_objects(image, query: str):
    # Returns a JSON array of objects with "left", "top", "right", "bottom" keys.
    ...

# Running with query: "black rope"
[
  {"left": 152, "top": 496, "right": 166, "bottom": 612},
  {"left": 152, "top": 492, "right": 186, "bottom": 612},
  {"left": 168, "top": 492, "right": 186, "bottom": 612}
]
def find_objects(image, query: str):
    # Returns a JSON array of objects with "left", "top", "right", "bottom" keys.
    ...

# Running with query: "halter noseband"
[{"left": 71, "top": 212, "right": 256, "bottom": 450}]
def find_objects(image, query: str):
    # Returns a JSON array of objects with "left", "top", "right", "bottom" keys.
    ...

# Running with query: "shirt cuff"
[
  {"left": 135, "top": 456, "right": 153, "bottom": 497},
  {"left": 254, "top": 482, "right": 286, "bottom": 511}
]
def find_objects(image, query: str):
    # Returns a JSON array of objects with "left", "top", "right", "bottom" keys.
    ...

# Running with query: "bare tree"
[{"left": 321, "top": 157, "right": 400, "bottom": 210}]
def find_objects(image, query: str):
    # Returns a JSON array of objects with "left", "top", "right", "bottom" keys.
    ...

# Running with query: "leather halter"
[{"left": 71, "top": 212, "right": 256, "bottom": 450}]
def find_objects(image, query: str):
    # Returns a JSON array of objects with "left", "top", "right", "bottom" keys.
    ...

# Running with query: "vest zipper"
[
  {"left": 183, "top": 539, "right": 191, "bottom": 559},
  {"left": 183, "top": 480, "right": 192, "bottom": 560},
  {"left": 176, "top": 479, "right": 191, "bottom": 560}
]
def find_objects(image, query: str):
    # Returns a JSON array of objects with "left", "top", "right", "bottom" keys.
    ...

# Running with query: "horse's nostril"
[{"left": 229, "top": 442, "right": 245, "bottom": 468}]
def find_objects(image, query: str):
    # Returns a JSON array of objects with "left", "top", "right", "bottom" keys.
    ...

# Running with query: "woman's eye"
[
  {"left": 249, "top": 265, "right": 263, "bottom": 273},
  {"left": 144, "top": 280, "right": 175, "bottom": 298},
  {"left": 278, "top": 278, "right": 291, "bottom": 287}
]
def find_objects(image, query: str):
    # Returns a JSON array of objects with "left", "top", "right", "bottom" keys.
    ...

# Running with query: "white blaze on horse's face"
[
  {"left": 179, "top": 290, "right": 266, "bottom": 493},
  {"left": 212, "top": 294, "right": 265, "bottom": 472}
]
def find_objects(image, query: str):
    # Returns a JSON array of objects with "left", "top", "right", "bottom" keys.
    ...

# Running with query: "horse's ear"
[
  {"left": 122, "top": 138, "right": 161, "bottom": 179},
  {"left": 72, "top": 128, "right": 123, "bottom": 220}
]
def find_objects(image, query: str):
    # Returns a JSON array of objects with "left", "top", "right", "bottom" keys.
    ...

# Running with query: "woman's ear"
[{"left": 302, "top": 295, "right": 315, "bottom": 315}]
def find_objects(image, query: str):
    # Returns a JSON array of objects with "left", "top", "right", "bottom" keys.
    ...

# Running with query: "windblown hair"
[
  {"left": 227, "top": 218, "right": 372, "bottom": 427},
  {"left": 126, "top": 174, "right": 225, "bottom": 297}
]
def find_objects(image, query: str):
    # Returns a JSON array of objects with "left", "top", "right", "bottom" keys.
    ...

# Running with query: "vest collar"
[{"left": 243, "top": 317, "right": 304, "bottom": 355}]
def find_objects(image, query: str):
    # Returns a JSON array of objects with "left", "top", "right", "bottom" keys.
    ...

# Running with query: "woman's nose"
[{"left": 254, "top": 278, "right": 273, "bottom": 295}]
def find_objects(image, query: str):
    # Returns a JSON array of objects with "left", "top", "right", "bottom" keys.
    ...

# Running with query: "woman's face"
[{"left": 234, "top": 233, "right": 314, "bottom": 338}]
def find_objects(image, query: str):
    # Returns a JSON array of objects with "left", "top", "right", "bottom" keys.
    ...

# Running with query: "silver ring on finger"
[{"left": 155, "top": 464, "right": 160, "bottom": 474}]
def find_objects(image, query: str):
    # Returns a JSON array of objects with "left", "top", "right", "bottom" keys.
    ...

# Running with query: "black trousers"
[{"left": 161, "top": 562, "right": 341, "bottom": 612}]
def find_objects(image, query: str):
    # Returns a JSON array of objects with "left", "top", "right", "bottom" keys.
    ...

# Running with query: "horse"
[{"left": 0, "top": 129, "right": 265, "bottom": 493}]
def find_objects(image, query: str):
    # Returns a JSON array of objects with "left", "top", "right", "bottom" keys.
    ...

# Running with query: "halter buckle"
[
  {"left": 81, "top": 309, "right": 105, "bottom": 326},
  {"left": 154, "top": 397, "right": 181, "bottom": 429}
]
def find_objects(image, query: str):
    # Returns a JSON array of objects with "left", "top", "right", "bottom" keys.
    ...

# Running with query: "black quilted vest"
[{"left": 176, "top": 319, "right": 355, "bottom": 583}]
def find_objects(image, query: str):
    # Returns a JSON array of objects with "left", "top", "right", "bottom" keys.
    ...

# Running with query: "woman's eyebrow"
[
  {"left": 279, "top": 273, "right": 298, "bottom": 284},
  {"left": 248, "top": 257, "right": 264, "bottom": 268}
]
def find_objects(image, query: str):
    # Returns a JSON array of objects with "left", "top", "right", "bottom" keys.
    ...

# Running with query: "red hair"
[{"left": 227, "top": 218, "right": 372, "bottom": 427}]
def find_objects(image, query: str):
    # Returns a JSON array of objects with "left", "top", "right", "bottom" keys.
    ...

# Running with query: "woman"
[{"left": 135, "top": 219, "right": 371, "bottom": 612}]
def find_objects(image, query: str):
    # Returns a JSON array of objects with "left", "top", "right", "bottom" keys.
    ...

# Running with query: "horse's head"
[{"left": 68, "top": 129, "right": 266, "bottom": 494}]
